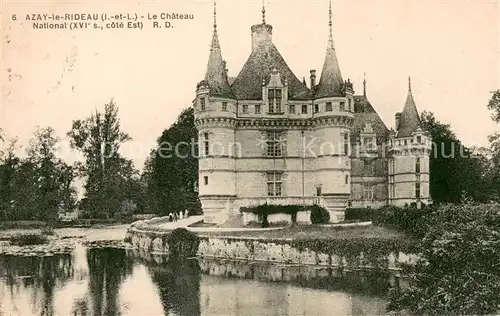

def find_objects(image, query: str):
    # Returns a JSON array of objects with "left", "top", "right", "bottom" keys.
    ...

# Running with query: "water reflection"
[{"left": 0, "top": 246, "right": 393, "bottom": 316}]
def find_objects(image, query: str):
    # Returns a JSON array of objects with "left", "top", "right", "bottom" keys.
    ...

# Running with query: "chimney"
[
  {"left": 310, "top": 70, "right": 316, "bottom": 88},
  {"left": 395, "top": 112, "right": 402, "bottom": 130},
  {"left": 251, "top": 24, "right": 273, "bottom": 51}
]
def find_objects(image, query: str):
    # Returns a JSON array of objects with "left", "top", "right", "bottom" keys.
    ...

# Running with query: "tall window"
[
  {"left": 416, "top": 157, "right": 421, "bottom": 173},
  {"left": 255, "top": 105, "right": 261, "bottom": 114},
  {"left": 200, "top": 97, "right": 206, "bottom": 111},
  {"left": 203, "top": 133, "right": 209, "bottom": 156},
  {"left": 348, "top": 99, "right": 352, "bottom": 111},
  {"left": 389, "top": 176, "right": 395, "bottom": 198},
  {"left": 204, "top": 176, "right": 208, "bottom": 185},
  {"left": 267, "top": 172, "right": 282, "bottom": 196},
  {"left": 302, "top": 104, "right": 308, "bottom": 114},
  {"left": 345, "top": 175, "right": 349, "bottom": 184},
  {"left": 364, "top": 137, "right": 375, "bottom": 151},
  {"left": 266, "top": 131, "right": 283, "bottom": 157},
  {"left": 415, "top": 182, "right": 421, "bottom": 199},
  {"left": 316, "top": 186, "right": 322, "bottom": 196},
  {"left": 242, "top": 104, "right": 248, "bottom": 113},
  {"left": 289, "top": 104, "right": 295, "bottom": 114},
  {"left": 339, "top": 101, "right": 345, "bottom": 111},
  {"left": 326, "top": 102, "right": 333, "bottom": 112},
  {"left": 343, "top": 133, "right": 349, "bottom": 155},
  {"left": 416, "top": 136, "right": 422, "bottom": 144},
  {"left": 222, "top": 101, "right": 228, "bottom": 111},
  {"left": 363, "top": 185, "right": 374, "bottom": 200},
  {"left": 268, "top": 88, "right": 282, "bottom": 113}
]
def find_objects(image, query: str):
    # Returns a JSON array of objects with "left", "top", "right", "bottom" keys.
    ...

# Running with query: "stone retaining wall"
[{"left": 126, "top": 228, "right": 418, "bottom": 271}]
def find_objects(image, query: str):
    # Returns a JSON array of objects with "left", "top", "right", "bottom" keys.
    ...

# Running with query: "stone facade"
[{"left": 194, "top": 3, "right": 432, "bottom": 224}]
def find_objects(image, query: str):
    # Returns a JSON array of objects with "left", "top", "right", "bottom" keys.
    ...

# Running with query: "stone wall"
[{"left": 126, "top": 228, "right": 418, "bottom": 271}]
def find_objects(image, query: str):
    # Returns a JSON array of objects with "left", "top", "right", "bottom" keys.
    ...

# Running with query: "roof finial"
[
  {"left": 328, "top": 0, "right": 334, "bottom": 48},
  {"left": 408, "top": 76, "right": 412, "bottom": 93},
  {"left": 363, "top": 72, "right": 367, "bottom": 97},
  {"left": 213, "top": 1, "right": 217, "bottom": 30},
  {"left": 262, "top": 0, "right": 266, "bottom": 24}
]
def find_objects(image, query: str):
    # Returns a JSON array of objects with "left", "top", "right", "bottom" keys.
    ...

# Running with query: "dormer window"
[
  {"left": 416, "top": 136, "right": 422, "bottom": 144},
  {"left": 289, "top": 104, "right": 295, "bottom": 114},
  {"left": 314, "top": 104, "right": 319, "bottom": 113},
  {"left": 200, "top": 98, "right": 206, "bottom": 111},
  {"left": 242, "top": 104, "right": 248, "bottom": 113},
  {"left": 339, "top": 101, "right": 345, "bottom": 111},
  {"left": 255, "top": 105, "right": 261, "bottom": 114},
  {"left": 326, "top": 102, "right": 333, "bottom": 112},
  {"left": 222, "top": 102, "right": 228, "bottom": 111},
  {"left": 364, "top": 137, "right": 375, "bottom": 151},
  {"left": 268, "top": 88, "right": 282, "bottom": 113},
  {"left": 302, "top": 104, "right": 308, "bottom": 114}
]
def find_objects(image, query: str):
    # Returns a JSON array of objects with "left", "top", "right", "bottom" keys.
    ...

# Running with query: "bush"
[
  {"left": 309, "top": 205, "right": 330, "bottom": 224},
  {"left": 166, "top": 228, "right": 200, "bottom": 260},
  {"left": 345, "top": 208, "right": 373, "bottom": 221},
  {"left": 10, "top": 234, "right": 48, "bottom": 246},
  {"left": 387, "top": 202, "right": 500, "bottom": 315},
  {"left": 373, "top": 204, "right": 432, "bottom": 238}
]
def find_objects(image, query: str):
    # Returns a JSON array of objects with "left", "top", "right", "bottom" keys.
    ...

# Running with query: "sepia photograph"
[{"left": 1, "top": 0, "right": 499, "bottom": 315}]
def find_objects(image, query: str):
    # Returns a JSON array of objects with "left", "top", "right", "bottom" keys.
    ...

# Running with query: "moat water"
[{"left": 0, "top": 244, "right": 394, "bottom": 316}]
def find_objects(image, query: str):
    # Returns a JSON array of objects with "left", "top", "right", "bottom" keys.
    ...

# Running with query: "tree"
[
  {"left": 24, "top": 126, "right": 77, "bottom": 223},
  {"left": 486, "top": 90, "right": 500, "bottom": 201},
  {"left": 388, "top": 202, "right": 500, "bottom": 315},
  {"left": 487, "top": 89, "right": 500, "bottom": 124},
  {"left": 420, "top": 111, "right": 489, "bottom": 203},
  {"left": 67, "top": 99, "right": 140, "bottom": 219},
  {"left": 0, "top": 137, "right": 20, "bottom": 220},
  {"left": 146, "top": 108, "right": 201, "bottom": 216}
]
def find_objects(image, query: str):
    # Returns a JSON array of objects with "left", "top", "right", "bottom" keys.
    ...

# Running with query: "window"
[
  {"left": 255, "top": 104, "right": 261, "bottom": 114},
  {"left": 266, "top": 131, "right": 283, "bottom": 157},
  {"left": 416, "top": 157, "right": 421, "bottom": 173},
  {"left": 364, "top": 137, "right": 375, "bottom": 150},
  {"left": 302, "top": 104, "right": 308, "bottom": 114},
  {"left": 203, "top": 132, "right": 209, "bottom": 156},
  {"left": 316, "top": 186, "right": 322, "bottom": 196},
  {"left": 345, "top": 175, "right": 349, "bottom": 184},
  {"left": 268, "top": 88, "right": 282, "bottom": 113},
  {"left": 416, "top": 136, "right": 422, "bottom": 144},
  {"left": 314, "top": 104, "right": 319, "bottom": 113},
  {"left": 267, "top": 172, "right": 282, "bottom": 196},
  {"left": 339, "top": 101, "right": 345, "bottom": 111},
  {"left": 343, "top": 133, "right": 349, "bottom": 155},
  {"left": 348, "top": 99, "right": 352, "bottom": 111},
  {"left": 204, "top": 176, "right": 208, "bottom": 185},
  {"left": 242, "top": 104, "right": 248, "bottom": 113},
  {"left": 415, "top": 182, "right": 421, "bottom": 199},
  {"left": 389, "top": 175, "right": 395, "bottom": 198},
  {"left": 404, "top": 139, "right": 408, "bottom": 146},
  {"left": 289, "top": 104, "right": 295, "bottom": 114},
  {"left": 200, "top": 98, "right": 206, "bottom": 111},
  {"left": 363, "top": 185, "right": 374, "bottom": 200},
  {"left": 326, "top": 102, "right": 333, "bottom": 112},
  {"left": 222, "top": 101, "right": 228, "bottom": 111}
]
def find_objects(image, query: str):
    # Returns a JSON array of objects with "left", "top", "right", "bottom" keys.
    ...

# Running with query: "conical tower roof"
[
  {"left": 313, "top": 0, "right": 344, "bottom": 99},
  {"left": 203, "top": 3, "right": 235, "bottom": 99},
  {"left": 397, "top": 77, "right": 422, "bottom": 137}
]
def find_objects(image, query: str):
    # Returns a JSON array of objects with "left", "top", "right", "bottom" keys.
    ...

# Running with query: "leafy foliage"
[
  {"left": 309, "top": 205, "right": 330, "bottom": 224},
  {"left": 166, "top": 228, "right": 200, "bottom": 260},
  {"left": 388, "top": 202, "right": 500, "bottom": 315},
  {"left": 67, "top": 100, "right": 143, "bottom": 219},
  {"left": 144, "top": 108, "right": 201, "bottom": 216},
  {"left": 420, "top": 111, "right": 491, "bottom": 203},
  {"left": 9, "top": 234, "right": 49, "bottom": 246}
]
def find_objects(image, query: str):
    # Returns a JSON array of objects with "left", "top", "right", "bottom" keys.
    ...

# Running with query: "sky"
[{"left": 2, "top": 0, "right": 500, "bottom": 171}]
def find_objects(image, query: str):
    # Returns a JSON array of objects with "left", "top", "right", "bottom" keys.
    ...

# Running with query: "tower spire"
[
  {"left": 408, "top": 76, "right": 412, "bottom": 93},
  {"left": 262, "top": 0, "right": 266, "bottom": 24},
  {"left": 328, "top": 0, "right": 334, "bottom": 48},
  {"left": 363, "top": 72, "right": 367, "bottom": 96},
  {"left": 210, "top": 2, "right": 220, "bottom": 49}
]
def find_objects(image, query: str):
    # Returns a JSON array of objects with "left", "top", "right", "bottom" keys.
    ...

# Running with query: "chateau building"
[{"left": 194, "top": 2, "right": 432, "bottom": 224}]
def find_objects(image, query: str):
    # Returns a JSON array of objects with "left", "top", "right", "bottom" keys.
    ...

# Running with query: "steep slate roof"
[
  {"left": 313, "top": 1, "right": 344, "bottom": 99},
  {"left": 396, "top": 84, "right": 422, "bottom": 137},
  {"left": 352, "top": 95, "right": 390, "bottom": 143},
  {"left": 230, "top": 42, "right": 310, "bottom": 100},
  {"left": 203, "top": 5, "right": 235, "bottom": 99}
]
